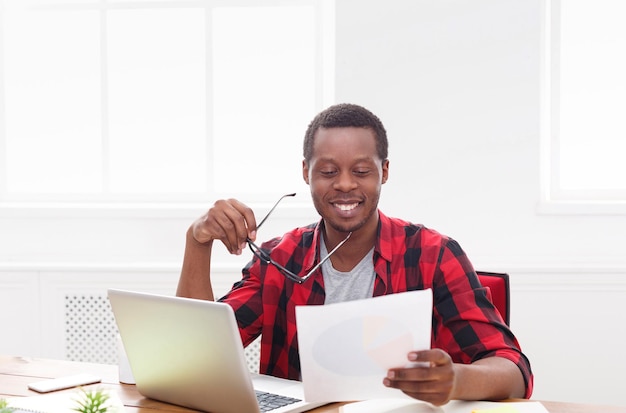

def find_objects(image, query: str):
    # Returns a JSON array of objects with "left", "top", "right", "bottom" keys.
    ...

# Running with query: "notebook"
[{"left": 107, "top": 289, "right": 326, "bottom": 413}]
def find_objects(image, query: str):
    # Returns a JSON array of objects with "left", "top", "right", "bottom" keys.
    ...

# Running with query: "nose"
[{"left": 333, "top": 170, "right": 357, "bottom": 192}]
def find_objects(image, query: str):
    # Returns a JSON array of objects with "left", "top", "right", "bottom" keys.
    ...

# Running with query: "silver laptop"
[{"left": 108, "top": 289, "right": 326, "bottom": 413}]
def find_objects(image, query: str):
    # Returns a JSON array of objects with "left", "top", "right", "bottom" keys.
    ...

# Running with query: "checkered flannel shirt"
[{"left": 218, "top": 211, "right": 533, "bottom": 398}]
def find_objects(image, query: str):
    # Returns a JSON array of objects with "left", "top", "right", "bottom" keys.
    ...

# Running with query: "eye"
[
  {"left": 319, "top": 169, "right": 337, "bottom": 177},
  {"left": 354, "top": 169, "right": 371, "bottom": 176}
]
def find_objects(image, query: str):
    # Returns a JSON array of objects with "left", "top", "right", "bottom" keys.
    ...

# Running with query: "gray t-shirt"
[{"left": 321, "top": 235, "right": 375, "bottom": 304}]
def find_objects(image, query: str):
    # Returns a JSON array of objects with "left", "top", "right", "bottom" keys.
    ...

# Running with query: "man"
[{"left": 176, "top": 103, "right": 533, "bottom": 406}]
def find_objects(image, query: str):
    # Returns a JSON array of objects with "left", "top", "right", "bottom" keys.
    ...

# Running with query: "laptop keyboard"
[{"left": 255, "top": 390, "right": 301, "bottom": 412}]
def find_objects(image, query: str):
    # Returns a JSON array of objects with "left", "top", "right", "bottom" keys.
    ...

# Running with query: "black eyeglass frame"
[{"left": 246, "top": 193, "right": 352, "bottom": 284}]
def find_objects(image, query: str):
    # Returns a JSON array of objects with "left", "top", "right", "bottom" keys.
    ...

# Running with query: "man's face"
[{"left": 302, "top": 126, "right": 388, "bottom": 235}]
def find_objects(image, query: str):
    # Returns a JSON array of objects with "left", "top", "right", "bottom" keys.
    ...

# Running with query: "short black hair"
[{"left": 303, "top": 103, "right": 388, "bottom": 163}]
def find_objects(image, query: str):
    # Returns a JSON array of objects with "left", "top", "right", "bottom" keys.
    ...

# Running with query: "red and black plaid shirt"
[{"left": 219, "top": 211, "right": 533, "bottom": 398}]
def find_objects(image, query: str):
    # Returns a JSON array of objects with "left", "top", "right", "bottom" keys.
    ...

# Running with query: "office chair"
[{"left": 476, "top": 271, "right": 510, "bottom": 326}]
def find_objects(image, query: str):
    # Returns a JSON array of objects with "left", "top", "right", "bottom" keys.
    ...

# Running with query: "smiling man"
[{"left": 176, "top": 103, "right": 533, "bottom": 406}]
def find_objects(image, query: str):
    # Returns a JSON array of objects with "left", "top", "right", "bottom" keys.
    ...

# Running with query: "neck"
[{"left": 322, "top": 219, "right": 378, "bottom": 272}]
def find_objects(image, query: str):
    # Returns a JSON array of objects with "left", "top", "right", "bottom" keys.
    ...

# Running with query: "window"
[
  {"left": 543, "top": 0, "right": 626, "bottom": 211},
  {"left": 0, "top": 0, "right": 334, "bottom": 205}
]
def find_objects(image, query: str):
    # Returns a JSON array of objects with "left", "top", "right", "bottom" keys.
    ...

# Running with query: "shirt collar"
[
  {"left": 306, "top": 210, "right": 394, "bottom": 270},
  {"left": 375, "top": 210, "right": 394, "bottom": 263}
]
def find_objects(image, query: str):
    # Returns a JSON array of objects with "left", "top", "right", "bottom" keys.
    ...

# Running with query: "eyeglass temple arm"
[
  {"left": 255, "top": 193, "right": 297, "bottom": 231},
  {"left": 247, "top": 240, "right": 304, "bottom": 283},
  {"left": 306, "top": 231, "right": 353, "bottom": 274}
]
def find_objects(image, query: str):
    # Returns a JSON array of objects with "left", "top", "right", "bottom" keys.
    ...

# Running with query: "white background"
[{"left": 1, "top": 0, "right": 625, "bottom": 407}]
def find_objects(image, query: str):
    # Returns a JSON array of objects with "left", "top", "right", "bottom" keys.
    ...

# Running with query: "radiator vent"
[
  {"left": 64, "top": 293, "right": 262, "bottom": 372},
  {"left": 245, "top": 338, "right": 261, "bottom": 373},
  {"left": 65, "top": 294, "right": 117, "bottom": 365}
]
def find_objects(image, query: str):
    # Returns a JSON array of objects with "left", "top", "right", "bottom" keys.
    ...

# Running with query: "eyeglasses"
[{"left": 247, "top": 193, "right": 352, "bottom": 284}]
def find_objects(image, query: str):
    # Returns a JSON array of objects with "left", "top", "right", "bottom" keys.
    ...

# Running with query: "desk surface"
[{"left": 1, "top": 355, "right": 624, "bottom": 413}]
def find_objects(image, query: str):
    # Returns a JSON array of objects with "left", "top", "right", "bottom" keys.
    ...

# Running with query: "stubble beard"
[{"left": 312, "top": 192, "right": 380, "bottom": 235}]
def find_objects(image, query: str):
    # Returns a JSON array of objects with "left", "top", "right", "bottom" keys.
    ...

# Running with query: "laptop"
[{"left": 107, "top": 289, "right": 326, "bottom": 413}]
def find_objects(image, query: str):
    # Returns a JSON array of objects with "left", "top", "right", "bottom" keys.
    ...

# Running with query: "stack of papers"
[{"left": 339, "top": 399, "right": 550, "bottom": 413}]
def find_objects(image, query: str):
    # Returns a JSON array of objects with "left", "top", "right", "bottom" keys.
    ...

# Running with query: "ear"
[
  {"left": 381, "top": 159, "right": 389, "bottom": 184},
  {"left": 302, "top": 159, "right": 310, "bottom": 184}
]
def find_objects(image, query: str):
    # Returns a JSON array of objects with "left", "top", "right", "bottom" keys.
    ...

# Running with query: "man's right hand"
[{"left": 190, "top": 198, "right": 258, "bottom": 255}]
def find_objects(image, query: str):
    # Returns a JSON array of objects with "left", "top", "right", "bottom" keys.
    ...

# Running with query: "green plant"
[
  {"left": 0, "top": 398, "right": 14, "bottom": 413},
  {"left": 72, "top": 388, "right": 111, "bottom": 413}
]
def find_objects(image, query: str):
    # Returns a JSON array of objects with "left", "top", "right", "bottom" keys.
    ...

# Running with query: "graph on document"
[{"left": 311, "top": 315, "right": 414, "bottom": 376}]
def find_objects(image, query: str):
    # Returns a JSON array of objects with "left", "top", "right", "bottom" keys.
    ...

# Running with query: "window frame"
[
  {"left": 0, "top": 0, "right": 335, "bottom": 217},
  {"left": 539, "top": 0, "right": 626, "bottom": 215}
]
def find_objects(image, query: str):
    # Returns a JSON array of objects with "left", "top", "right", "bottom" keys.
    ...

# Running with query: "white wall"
[
  {"left": 1, "top": 0, "right": 625, "bottom": 407},
  {"left": 333, "top": 0, "right": 626, "bottom": 406}
]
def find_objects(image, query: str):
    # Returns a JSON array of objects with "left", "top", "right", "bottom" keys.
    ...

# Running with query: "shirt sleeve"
[
  {"left": 431, "top": 238, "right": 534, "bottom": 398},
  {"left": 218, "top": 257, "right": 265, "bottom": 347}
]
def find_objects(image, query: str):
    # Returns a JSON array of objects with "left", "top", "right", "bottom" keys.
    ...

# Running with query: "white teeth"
[{"left": 336, "top": 203, "right": 358, "bottom": 211}]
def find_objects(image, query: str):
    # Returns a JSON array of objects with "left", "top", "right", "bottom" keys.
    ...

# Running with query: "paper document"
[
  {"left": 338, "top": 399, "right": 550, "bottom": 413},
  {"left": 296, "top": 289, "right": 432, "bottom": 402}
]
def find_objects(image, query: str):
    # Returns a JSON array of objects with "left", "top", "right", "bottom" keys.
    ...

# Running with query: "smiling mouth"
[{"left": 334, "top": 203, "right": 359, "bottom": 211}]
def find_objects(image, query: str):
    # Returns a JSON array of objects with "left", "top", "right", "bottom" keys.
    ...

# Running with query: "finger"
[
  {"left": 193, "top": 199, "right": 253, "bottom": 254},
  {"left": 385, "top": 366, "right": 453, "bottom": 385},
  {"left": 383, "top": 375, "right": 452, "bottom": 406},
  {"left": 385, "top": 363, "right": 434, "bottom": 383},
  {"left": 383, "top": 370, "right": 453, "bottom": 406},
  {"left": 215, "top": 199, "right": 256, "bottom": 253},
  {"left": 381, "top": 350, "right": 442, "bottom": 386},
  {"left": 408, "top": 348, "right": 451, "bottom": 367},
  {"left": 228, "top": 199, "right": 257, "bottom": 241},
  {"left": 191, "top": 211, "right": 238, "bottom": 252},
  {"left": 384, "top": 355, "right": 454, "bottom": 388}
]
